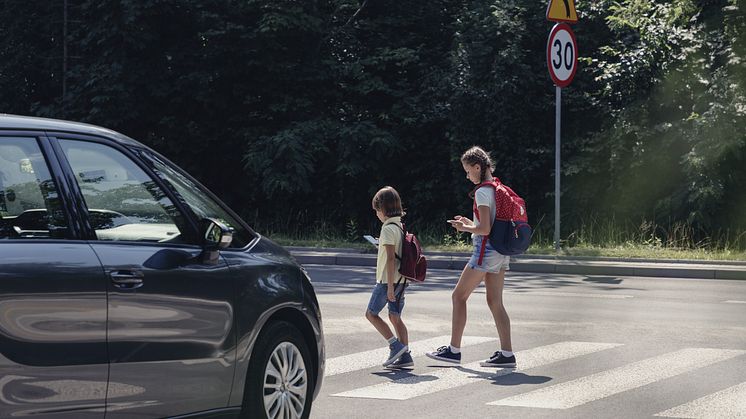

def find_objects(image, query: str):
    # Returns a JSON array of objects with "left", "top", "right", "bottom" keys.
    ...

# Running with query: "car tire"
[{"left": 243, "top": 321, "right": 314, "bottom": 419}]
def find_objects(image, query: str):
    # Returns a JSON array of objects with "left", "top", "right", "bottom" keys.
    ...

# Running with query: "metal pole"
[
  {"left": 554, "top": 86, "right": 561, "bottom": 251},
  {"left": 63, "top": 0, "right": 68, "bottom": 113}
]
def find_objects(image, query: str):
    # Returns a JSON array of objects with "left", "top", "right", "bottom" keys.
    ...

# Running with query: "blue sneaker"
[
  {"left": 479, "top": 351, "right": 516, "bottom": 368},
  {"left": 426, "top": 345, "right": 461, "bottom": 363},
  {"left": 383, "top": 340, "right": 408, "bottom": 367},
  {"left": 385, "top": 351, "right": 414, "bottom": 370}
]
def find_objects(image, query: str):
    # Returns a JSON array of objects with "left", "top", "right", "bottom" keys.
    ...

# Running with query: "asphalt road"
[{"left": 305, "top": 264, "right": 746, "bottom": 419}]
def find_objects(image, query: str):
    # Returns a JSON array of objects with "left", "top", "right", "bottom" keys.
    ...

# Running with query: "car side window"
[
  {"left": 141, "top": 151, "right": 253, "bottom": 248},
  {"left": 0, "top": 137, "right": 69, "bottom": 239},
  {"left": 58, "top": 139, "right": 189, "bottom": 243}
]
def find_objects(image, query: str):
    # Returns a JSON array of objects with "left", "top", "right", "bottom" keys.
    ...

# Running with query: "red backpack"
[
  {"left": 473, "top": 178, "right": 532, "bottom": 261},
  {"left": 395, "top": 224, "right": 427, "bottom": 282}
]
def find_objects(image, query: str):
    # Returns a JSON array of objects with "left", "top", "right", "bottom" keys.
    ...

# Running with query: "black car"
[{"left": 0, "top": 114, "right": 324, "bottom": 419}]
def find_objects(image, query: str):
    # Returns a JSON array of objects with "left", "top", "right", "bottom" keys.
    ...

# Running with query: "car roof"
[{"left": 0, "top": 114, "right": 146, "bottom": 148}]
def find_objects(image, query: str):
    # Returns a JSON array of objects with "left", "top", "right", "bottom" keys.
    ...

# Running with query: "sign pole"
[
  {"left": 554, "top": 86, "right": 561, "bottom": 251},
  {"left": 547, "top": 0, "right": 578, "bottom": 252}
]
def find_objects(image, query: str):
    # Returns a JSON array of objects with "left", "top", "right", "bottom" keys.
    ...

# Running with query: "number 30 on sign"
[{"left": 546, "top": 23, "right": 577, "bottom": 88}]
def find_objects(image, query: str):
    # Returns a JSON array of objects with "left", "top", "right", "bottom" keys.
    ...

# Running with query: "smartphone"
[{"left": 363, "top": 235, "right": 379, "bottom": 246}]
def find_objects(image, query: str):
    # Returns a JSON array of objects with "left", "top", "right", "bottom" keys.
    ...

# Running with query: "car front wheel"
[{"left": 244, "top": 321, "right": 313, "bottom": 419}]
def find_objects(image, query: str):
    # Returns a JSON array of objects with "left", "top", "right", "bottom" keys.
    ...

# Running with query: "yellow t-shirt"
[{"left": 375, "top": 216, "right": 404, "bottom": 284}]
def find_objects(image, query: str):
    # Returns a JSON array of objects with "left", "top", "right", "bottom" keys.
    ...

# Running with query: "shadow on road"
[
  {"left": 307, "top": 265, "right": 646, "bottom": 296},
  {"left": 370, "top": 371, "right": 439, "bottom": 383},
  {"left": 456, "top": 365, "right": 553, "bottom": 386}
]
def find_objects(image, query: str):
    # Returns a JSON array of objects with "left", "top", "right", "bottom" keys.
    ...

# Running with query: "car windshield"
[{"left": 141, "top": 151, "right": 253, "bottom": 248}]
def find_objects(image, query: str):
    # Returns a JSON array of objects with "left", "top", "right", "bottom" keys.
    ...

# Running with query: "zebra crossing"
[
  {"left": 309, "top": 265, "right": 746, "bottom": 417},
  {"left": 488, "top": 347, "right": 744, "bottom": 410},
  {"left": 321, "top": 335, "right": 746, "bottom": 417},
  {"left": 655, "top": 381, "right": 746, "bottom": 418}
]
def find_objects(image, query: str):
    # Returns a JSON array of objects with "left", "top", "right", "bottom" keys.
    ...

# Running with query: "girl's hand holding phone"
[
  {"left": 454, "top": 215, "right": 473, "bottom": 226},
  {"left": 447, "top": 218, "right": 466, "bottom": 231}
]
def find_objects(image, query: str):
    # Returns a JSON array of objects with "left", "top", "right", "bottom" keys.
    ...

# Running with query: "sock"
[
  {"left": 449, "top": 345, "right": 461, "bottom": 354},
  {"left": 387, "top": 336, "right": 398, "bottom": 345},
  {"left": 501, "top": 350, "right": 514, "bottom": 357}
]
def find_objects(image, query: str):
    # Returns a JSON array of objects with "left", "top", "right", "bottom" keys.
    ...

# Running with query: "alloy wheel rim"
[{"left": 263, "top": 341, "right": 308, "bottom": 419}]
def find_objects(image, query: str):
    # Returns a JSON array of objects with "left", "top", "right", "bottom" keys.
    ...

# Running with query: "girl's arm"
[
  {"left": 384, "top": 244, "right": 398, "bottom": 302},
  {"left": 452, "top": 205, "right": 491, "bottom": 235}
]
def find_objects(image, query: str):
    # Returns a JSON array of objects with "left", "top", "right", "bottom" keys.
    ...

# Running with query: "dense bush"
[{"left": 1, "top": 0, "right": 744, "bottom": 248}]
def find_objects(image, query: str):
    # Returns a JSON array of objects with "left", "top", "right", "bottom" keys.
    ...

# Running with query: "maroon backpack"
[{"left": 395, "top": 224, "right": 427, "bottom": 282}]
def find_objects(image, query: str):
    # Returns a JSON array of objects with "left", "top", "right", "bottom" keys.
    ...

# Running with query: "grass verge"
[{"left": 268, "top": 234, "right": 746, "bottom": 261}]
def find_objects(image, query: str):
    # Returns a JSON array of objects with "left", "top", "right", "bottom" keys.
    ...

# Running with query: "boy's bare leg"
[
  {"left": 450, "top": 266, "right": 486, "bottom": 348},
  {"left": 389, "top": 313, "right": 408, "bottom": 345},
  {"left": 365, "top": 310, "right": 394, "bottom": 340},
  {"left": 484, "top": 269, "right": 512, "bottom": 351}
]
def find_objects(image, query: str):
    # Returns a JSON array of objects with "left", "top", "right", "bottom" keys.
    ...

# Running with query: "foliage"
[{"left": 0, "top": 0, "right": 744, "bottom": 250}]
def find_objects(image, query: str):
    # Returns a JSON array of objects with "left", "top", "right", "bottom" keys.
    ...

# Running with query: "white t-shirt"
[{"left": 473, "top": 185, "right": 496, "bottom": 238}]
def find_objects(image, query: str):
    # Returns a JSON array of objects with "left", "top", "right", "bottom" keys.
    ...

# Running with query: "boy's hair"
[
  {"left": 372, "top": 186, "right": 405, "bottom": 218},
  {"left": 461, "top": 146, "right": 494, "bottom": 182}
]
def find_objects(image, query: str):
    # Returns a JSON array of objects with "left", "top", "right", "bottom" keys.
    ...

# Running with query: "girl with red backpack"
[{"left": 426, "top": 146, "right": 516, "bottom": 367}]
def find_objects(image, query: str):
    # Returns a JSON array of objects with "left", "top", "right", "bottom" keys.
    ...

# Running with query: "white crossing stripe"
[
  {"left": 489, "top": 348, "right": 746, "bottom": 410},
  {"left": 654, "top": 381, "right": 746, "bottom": 418},
  {"left": 325, "top": 335, "right": 497, "bottom": 377},
  {"left": 723, "top": 300, "right": 746, "bottom": 304},
  {"left": 507, "top": 291, "right": 633, "bottom": 299},
  {"left": 332, "top": 341, "right": 621, "bottom": 400}
]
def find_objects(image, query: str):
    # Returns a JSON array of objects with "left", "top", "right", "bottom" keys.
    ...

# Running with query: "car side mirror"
[{"left": 202, "top": 218, "right": 233, "bottom": 251}]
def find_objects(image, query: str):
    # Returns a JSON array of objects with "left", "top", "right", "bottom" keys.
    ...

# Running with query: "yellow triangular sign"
[{"left": 546, "top": 0, "right": 578, "bottom": 23}]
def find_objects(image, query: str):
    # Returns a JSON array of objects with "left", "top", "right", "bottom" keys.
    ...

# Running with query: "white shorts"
[{"left": 467, "top": 235, "right": 510, "bottom": 273}]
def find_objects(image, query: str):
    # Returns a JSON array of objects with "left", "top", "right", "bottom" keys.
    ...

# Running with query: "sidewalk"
[{"left": 288, "top": 247, "right": 746, "bottom": 280}]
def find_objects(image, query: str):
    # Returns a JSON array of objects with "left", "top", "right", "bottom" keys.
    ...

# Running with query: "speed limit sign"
[{"left": 546, "top": 23, "right": 577, "bottom": 88}]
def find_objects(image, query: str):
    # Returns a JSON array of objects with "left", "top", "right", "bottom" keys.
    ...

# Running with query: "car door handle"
[{"left": 110, "top": 271, "right": 144, "bottom": 289}]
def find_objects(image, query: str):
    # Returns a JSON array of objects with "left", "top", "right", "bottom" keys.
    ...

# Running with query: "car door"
[
  {"left": 0, "top": 134, "right": 107, "bottom": 418},
  {"left": 52, "top": 136, "right": 237, "bottom": 418}
]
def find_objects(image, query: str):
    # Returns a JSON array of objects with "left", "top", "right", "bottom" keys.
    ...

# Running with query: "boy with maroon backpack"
[{"left": 366, "top": 186, "right": 426, "bottom": 369}]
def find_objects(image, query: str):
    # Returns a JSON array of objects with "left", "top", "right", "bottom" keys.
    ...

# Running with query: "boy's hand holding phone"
[{"left": 363, "top": 235, "right": 379, "bottom": 246}]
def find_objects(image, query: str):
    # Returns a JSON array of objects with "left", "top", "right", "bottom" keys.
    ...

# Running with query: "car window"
[
  {"left": 0, "top": 137, "right": 69, "bottom": 239},
  {"left": 58, "top": 139, "right": 190, "bottom": 243},
  {"left": 141, "top": 151, "right": 253, "bottom": 248}
]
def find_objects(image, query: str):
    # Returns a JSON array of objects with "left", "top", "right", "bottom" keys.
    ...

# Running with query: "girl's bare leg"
[
  {"left": 484, "top": 268, "right": 512, "bottom": 351},
  {"left": 450, "top": 266, "right": 486, "bottom": 348}
]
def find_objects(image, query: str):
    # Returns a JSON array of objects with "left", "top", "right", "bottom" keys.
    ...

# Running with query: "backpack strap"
[
  {"left": 393, "top": 222, "right": 406, "bottom": 261},
  {"left": 477, "top": 236, "right": 488, "bottom": 266},
  {"left": 391, "top": 223, "right": 407, "bottom": 286}
]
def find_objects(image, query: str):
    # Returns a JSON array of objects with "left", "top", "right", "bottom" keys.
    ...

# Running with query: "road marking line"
[
  {"left": 331, "top": 341, "right": 621, "bottom": 400},
  {"left": 507, "top": 291, "right": 633, "bottom": 299},
  {"left": 488, "top": 348, "right": 746, "bottom": 409},
  {"left": 723, "top": 300, "right": 746, "bottom": 304},
  {"left": 325, "top": 336, "right": 496, "bottom": 377},
  {"left": 654, "top": 381, "right": 746, "bottom": 418}
]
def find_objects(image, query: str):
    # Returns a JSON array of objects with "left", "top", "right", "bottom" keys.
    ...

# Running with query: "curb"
[{"left": 288, "top": 248, "right": 746, "bottom": 280}]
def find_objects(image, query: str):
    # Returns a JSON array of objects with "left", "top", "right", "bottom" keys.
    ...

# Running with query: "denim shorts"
[
  {"left": 467, "top": 235, "right": 511, "bottom": 273},
  {"left": 366, "top": 282, "right": 406, "bottom": 316}
]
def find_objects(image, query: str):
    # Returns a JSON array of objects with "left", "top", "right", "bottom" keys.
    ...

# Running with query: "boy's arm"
[{"left": 384, "top": 244, "right": 397, "bottom": 302}]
